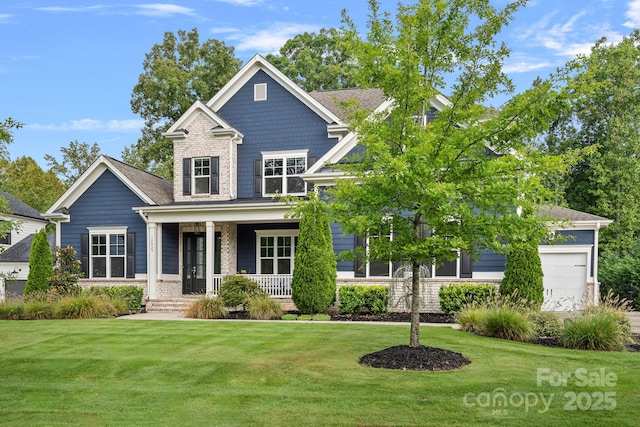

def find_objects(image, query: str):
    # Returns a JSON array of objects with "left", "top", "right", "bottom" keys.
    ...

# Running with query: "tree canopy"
[
  {"left": 544, "top": 30, "right": 640, "bottom": 256},
  {"left": 0, "top": 117, "right": 22, "bottom": 161},
  {"left": 45, "top": 140, "right": 101, "bottom": 189},
  {"left": 126, "top": 28, "right": 242, "bottom": 178},
  {"left": 0, "top": 156, "right": 65, "bottom": 212},
  {"left": 331, "top": 0, "right": 567, "bottom": 347},
  {"left": 266, "top": 28, "right": 357, "bottom": 92}
]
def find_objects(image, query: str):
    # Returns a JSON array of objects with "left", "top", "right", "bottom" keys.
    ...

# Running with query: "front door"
[{"left": 183, "top": 233, "right": 206, "bottom": 294}]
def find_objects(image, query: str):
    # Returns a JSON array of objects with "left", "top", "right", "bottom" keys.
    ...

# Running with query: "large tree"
[
  {"left": 126, "top": 28, "right": 242, "bottom": 178},
  {"left": 0, "top": 117, "right": 22, "bottom": 161},
  {"left": 331, "top": 0, "right": 567, "bottom": 347},
  {"left": 0, "top": 156, "right": 64, "bottom": 212},
  {"left": 544, "top": 30, "right": 640, "bottom": 256},
  {"left": 266, "top": 28, "right": 357, "bottom": 92},
  {"left": 45, "top": 140, "right": 101, "bottom": 189}
]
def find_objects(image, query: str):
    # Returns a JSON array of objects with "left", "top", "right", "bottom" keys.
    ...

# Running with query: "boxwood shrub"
[
  {"left": 438, "top": 283, "right": 496, "bottom": 314},
  {"left": 338, "top": 286, "right": 388, "bottom": 314},
  {"left": 88, "top": 285, "right": 144, "bottom": 313}
]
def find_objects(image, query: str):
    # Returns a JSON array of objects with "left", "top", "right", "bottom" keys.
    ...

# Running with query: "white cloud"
[
  {"left": 0, "top": 14, "right": 12, "bottom": 22},
  {"left": 624, "top": 0, "right": 640, "bottom": 27},
  {"left": 134, "top": 4, "right": 196, "bottom": 17},
  {"left": 503, "top": 59, "right": 553, "bottom": 74},
  {"left": 214, "top": 0, "right": 262, "bottom": 6},
  {"left": 29, "top": 119, "right": 143, "bottom": 132},
  {"left": 35, "top": 5, "right": 109, "bottom": 13},
  {"left": 223, "top": 22, "right": 319, "bottom": 54}
]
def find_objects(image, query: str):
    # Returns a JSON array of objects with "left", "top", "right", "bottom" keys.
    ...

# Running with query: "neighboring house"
[
  {"left": 44, "top": 55, "right": 611, "bottom": 312},
  {"left": 0, "top": 190, "right": 50, "bottom": 299}
]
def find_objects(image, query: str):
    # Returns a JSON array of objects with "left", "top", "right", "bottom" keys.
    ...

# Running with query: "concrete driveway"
[{"left": 628, "top": 312, "right": 640, "bottom": 334}]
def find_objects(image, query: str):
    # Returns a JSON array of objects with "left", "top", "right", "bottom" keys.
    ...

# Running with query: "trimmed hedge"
[
  {"left": 88, "top": 286, "right": 144, "bottom": 313},
  {"left": 438, "top": 283, "right": 496, "bottom": 314},
  {"left": 338, "top": 286, "right": 388, "bottom": 314}
]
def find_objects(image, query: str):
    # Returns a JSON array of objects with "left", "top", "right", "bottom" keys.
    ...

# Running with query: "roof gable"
[
  {"left": 206, "top": 54, "right": 342, "bottom": 125},
  {"left": 46, "top": 155, "right": 173, "bottom": 215},
  {"left": 164, "top": 100, "right": 242, "bottom": 139},
  {"left": 0, "top": 189, "right": 46, "bottom": 221}
]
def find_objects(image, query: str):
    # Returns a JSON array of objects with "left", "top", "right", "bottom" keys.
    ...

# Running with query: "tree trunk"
[{"left": 409, "top": 259, "right": 421, "bottom": 347}]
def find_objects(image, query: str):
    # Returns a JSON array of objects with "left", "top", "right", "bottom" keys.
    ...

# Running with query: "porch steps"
[{"left": 145, "top": 297, "right": 298, "bottom": 313}]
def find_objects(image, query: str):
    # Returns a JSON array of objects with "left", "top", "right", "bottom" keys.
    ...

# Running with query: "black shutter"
[
  {"left": 354, "top": 235, "right": 366, "bottom": 277},
  {"left": 126, "top": 233, "right": 135, "bottom": 279},
  {"left": 254, "top": 159, "right": 262, "bottom": 197},
  {"left": 183, "top": 158, "right": 191, "bottom": 196},
  {"left": 306, "top": 156, "right": 316, "bottom": 192},
  {"left": 80, "top": 234, "right": 89, "bottom": 278},
  {"left": 210, "top": 156, "right": 219, "bottom": 195},
  {"left": 460, "top": 251, "right": 472, "bottom": 278}
]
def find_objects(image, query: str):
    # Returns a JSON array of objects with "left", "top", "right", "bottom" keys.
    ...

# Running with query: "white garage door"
[{"left": 540, "top": 252, "right": 587, "bottom": 311}]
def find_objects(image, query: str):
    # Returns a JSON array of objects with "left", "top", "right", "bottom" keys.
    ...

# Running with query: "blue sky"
[{"left": 1, "top": 0, "right": 637, "bottom": 168}]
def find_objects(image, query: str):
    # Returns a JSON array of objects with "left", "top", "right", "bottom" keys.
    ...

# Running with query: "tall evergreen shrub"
[
  {"left": 499, "top": 243, "right": 544, "bottom": 306},
  {"left": 24, "top": 229, "right": 53, "bottom": 295},
  {"left": 290, "top": 191, "right": 337, "bottom": 314}
]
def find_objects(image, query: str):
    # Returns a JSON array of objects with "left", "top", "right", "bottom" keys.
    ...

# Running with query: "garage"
[{"left": 539, "top": 251, "right": 588, "bottom": 311}]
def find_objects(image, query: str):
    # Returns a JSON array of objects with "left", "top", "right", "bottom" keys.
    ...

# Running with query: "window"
[
  {"left": 0, "top": 221, "right": 10, "bottom": 245},
  {"left": 89, "top": 229, "right": 126, "bottom": 278},
  {"left": 193, "top": 157, "right": 210, "bottom": 194},
  {"left": 262, "top": 151, "right": 307, "bottom": 196},
  {"left": 254, "top": 83, "right": 267, "bottom": 101},
  {"left": 256, "top": 230, "right": 298, "bottom": 274}
]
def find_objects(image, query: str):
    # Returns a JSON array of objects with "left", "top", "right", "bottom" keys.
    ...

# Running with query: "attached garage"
[{"left": 540, "top": 251, "right": 589, "bottom": 311}]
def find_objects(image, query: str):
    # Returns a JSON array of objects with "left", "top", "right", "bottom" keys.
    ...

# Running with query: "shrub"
[
  {"left": 88, "top": 286, "right": 144, "bottom": 313},
  {"left": 439, "top": 283, "right": 496, "bottom": 314},
  {"left": 24, "top": 229, "right": 53, "bottom": 295},
  {"left": 22, "top": 300, "right": 55, "bottom": 320},
  {"left": 0, "top": 301, "right": 24, "bottom": 320},
  {"left": 281, "top": 313, "right": 298, "bottom": 320},
  {"left": 599, "top": 241, "right": 640, "bottom": 310},
  {"left": 219, "top": 275, "right": 262, "bottom": 309},
  {"left": 55, "top": 294, "right": 116, "bottom": 319},
  {"left": 338, "top": 286, "right": 388, "bottom": 314},
  {"left": 186, "top": 296, "right": 228, "bottom": 319},
  {"left": 481, "top": 306, "right": 535, "bottom": 342},
  {"left": 561, "top": 312, "right": 627, "bottom": 351},
  {"left": 581, "top": 290, "right": 634, "bottom": 344},
  {"left": 456, "top": 305, "right": 487, "bottom": 333},
  {"left": 48, "top": 246, "right": 84, "bottom": 293},
  {"left": 247, "top": 293, "right": 283, "bottom": 320},
  {"left": 290, "top": 191, "right": 337, "bottom": 314},
  {"left": 500, "top": 243, "right": 544, "bottom": 307},
  {"left": 527, "top": 311, "right": 563, "bottom": 337}
]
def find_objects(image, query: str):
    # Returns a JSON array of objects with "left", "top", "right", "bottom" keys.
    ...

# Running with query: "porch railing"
[{"left": 211, "top": 274, "right": 292, "bottom": 298}]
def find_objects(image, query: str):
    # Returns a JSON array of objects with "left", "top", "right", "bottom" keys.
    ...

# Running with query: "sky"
[{"left": 1, "top": 0, "right": 638, "bottom": 168}]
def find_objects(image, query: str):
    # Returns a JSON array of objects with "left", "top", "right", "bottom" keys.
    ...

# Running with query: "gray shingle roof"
[
  {"left": 0, "top": 233, "right": 55, "bottom": 263},
  {"left": 309, "top": 88, "right": 387, "bottom": 122},
  {"left": 104, "top": 156, "right": 174, "bottom": 205},
  {"left": 536, "top": 205, "right": 611, "bottom": 222},
  {"left": 0, "top": 189, "right": 46, "bottom": 221}
]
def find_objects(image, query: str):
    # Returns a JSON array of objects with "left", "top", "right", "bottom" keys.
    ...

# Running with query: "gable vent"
[{"left": 254, "top": 83, "right": 267, "bottom": 101}]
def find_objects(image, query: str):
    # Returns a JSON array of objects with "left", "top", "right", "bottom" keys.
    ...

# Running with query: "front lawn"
[{"left": 0, "top": 319, "right": 638, "bottom": 426}]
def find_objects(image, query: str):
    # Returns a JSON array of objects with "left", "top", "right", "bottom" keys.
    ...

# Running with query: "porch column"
[
  {"left": 206, "top": 221, "right": 215, "bottom": 295},
  {"left": 147, "top": 222, "right": 158, "bottom": 299}
]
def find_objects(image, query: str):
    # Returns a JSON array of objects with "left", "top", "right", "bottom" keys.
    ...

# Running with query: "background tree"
[
  {"left": 0, "top": 117, "right": 22, "bottom": 161},
  {"left": 0, "top": 156, "right": 64, "bottom": 212},
  {"left": 267, "top": 28, "right": 357, "bottom": 91},
  {"left": 499, "top": 243, "right": 544, "bottom": 307},
  {"left": 45, "top": 140, "right": 101, "bottom": 188},
  {"left": 289, "top": 191, "right": 337, "bottom": 314},
  {"left": 331, "top": 0, "right": 567, "bottom": 347},
  {"left": 24, "top": 229, "right": 53, "bottom": 295},
  {"left": 126, "top": 28, "right": 241, "bottom": 178},
  {"left": 544, "top": 30, "right": 640, "bottom": 256}
]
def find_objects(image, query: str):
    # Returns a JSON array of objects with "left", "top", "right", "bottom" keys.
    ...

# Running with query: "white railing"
[{"left": 211, "top": 274, "right": 292, "bottom": 298}]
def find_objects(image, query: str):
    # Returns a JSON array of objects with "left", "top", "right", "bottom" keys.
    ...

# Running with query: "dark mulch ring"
[
  {"left": 330, "top": 312, "right": 455, "bottom": 323},
  {"left": 359, "top": 345, "right": 471, "bottom": 371}
]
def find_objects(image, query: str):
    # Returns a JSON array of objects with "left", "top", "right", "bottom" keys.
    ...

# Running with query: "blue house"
[{"left": 45, "top": 55, "right": 611, "bottom": 312}]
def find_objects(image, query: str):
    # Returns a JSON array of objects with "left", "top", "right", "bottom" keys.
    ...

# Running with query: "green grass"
[{"left": 1, "top": 319, "right": 639, "bottom": 426}]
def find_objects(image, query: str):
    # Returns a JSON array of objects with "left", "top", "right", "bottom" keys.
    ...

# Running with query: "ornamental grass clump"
[
  {"left": 186, "top": 296, "right": 228, "bottom": 319},
  {"left": 481, "top": 306, "right": 535, "bottom": 342},
  {"left": 247, "top": 293, "right": 283, "bottom": 320},
  {"left": 22, "top": 300, "right": 55, "bottom": 320},
  {"left": 0, "top": 301, "right": 23, "bottom": 320},
  {"left": 561, "top": 313, "right": 626, "bottom": 351},
  {"left": 456, "top": 305, "right": 487, "bottom": 334},
  {"left": 55, "top": 294, "right": 117, "bottom": 319}
]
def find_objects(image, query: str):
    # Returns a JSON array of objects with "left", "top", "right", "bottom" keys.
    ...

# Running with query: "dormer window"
[
  {"left": 194, "top": 157, "right": 210, "bottom": 194},
  {"left": 182, "top": 157, "right": 219, "bottom": 196},
  {"left": 262, "top": 151, "right": 307, "bottom": 196}
]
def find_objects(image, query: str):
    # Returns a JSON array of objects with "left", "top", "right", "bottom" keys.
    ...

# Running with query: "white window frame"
[
  {"left": 193, "top": 157, "right": 210, "bottom": 195},
  {"left": 88, "top": 227, "right": 127, "bottom": 279},
  {"left": 261, "top": 150, "right": 308, "bottom": 196},
  {"left": 254, "top": 83, "right": 267, "bottom": 101},
  {"left": 255, "top": 229, "right": 299, "bottom": 275}
]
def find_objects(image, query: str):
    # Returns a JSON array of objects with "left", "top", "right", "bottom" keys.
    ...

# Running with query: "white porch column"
[
  {"left": 147, "top": 222, "right": 158, "bottom": 299},
  {"left": 206, "top": 221, "right": 215, "bottom": 294}
]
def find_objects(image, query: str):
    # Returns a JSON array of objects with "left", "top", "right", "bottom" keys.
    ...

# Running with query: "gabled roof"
[
  {"left": 206, "top": 54, "right": 343, "bottom": 125},
  {"left": 0, "top": 189, "right": 47, "bottom": 222},
  {"left": 0, "top": 233, "right": 55, "bottom": 263},
  {"left": 46, "top": 155, "right": 174, "bottom": 215},
  {"left": 536, "top": 205, "right": 613, "bottom": 228},
  {"left": 164, "top": 100, "right": 243, "bottom": 139},
  {"left": 309, "top": 88, "right": 388, "bottom": 122}
]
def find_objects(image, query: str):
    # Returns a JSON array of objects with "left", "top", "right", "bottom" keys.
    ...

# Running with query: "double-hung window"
[
  {"left": 89, "top": 228, "right": 126, "bottom": 278},
  {"left": 193, "top": 157, "right": 210, "bottom": 195},
  {"left": 256, "top": 230, "right": 298, "bottom": 274},
  {"left": 262, "top": 151, "right": 307, "bottom": 196}
]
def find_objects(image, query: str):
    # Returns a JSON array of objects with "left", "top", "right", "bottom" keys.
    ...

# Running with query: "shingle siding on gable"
[
  {"left": 59, "top": 170, "right": 148, "bottom": 274},
  {"left": 217, "top": 70, "right": 338, "bottom": 199}
]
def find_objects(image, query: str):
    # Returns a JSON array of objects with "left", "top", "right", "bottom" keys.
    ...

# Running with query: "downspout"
[{"left": 593, "top": 221, "right": 601, "bottom": 306}]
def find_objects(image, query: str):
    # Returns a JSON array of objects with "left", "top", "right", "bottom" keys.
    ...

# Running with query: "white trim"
[
  {"left": 254, "top": 83, "right": 267, "bottom": 101},
  {"left": 87, "top": 227, "right": 128, "bottom": 280},
  {"left": 255, "top": 229, "right": 299, "bottom": 275},
  {"left": 538, "top": 244, "right": 594, "bottom": 282},
  {"left": 206, "top": 54, "right": 342, "bottom": 124},
  {"left": 262, "top": 151, "right": 309, "bottom": 197},
  {"left": 163, "top": 100, "right": 239, "bottom": 137}
]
